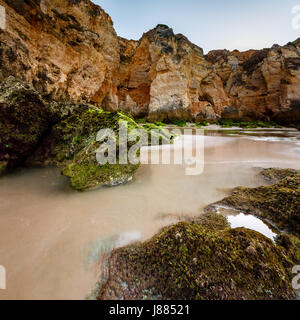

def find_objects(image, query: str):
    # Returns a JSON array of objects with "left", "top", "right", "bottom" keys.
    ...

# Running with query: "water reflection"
[{"left": 0, "top": 129, "right": 299, "bottom": 299}]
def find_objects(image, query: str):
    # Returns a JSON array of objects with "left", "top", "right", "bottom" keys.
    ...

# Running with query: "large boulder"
[
  {"left": 60, "top": 109, "right": 143, "bottom": 191},
  {"left": 97, "top": 212, "right": 296, "bottom": 300},
  {"left": 61, "top": 110, "right": 175, "bottom": 191},
  {"left": 29, "top": 105, "right": 173, "bottom": 191}
]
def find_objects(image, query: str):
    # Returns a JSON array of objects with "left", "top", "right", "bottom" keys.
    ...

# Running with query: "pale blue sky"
[{"left": 94, "top": 0, "right": 300, "bottom": 53}]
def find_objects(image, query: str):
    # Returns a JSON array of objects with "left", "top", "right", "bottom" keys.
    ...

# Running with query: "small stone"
[
  {"left": 175, "top": 232, "right": 182, "bottom": 239},
  {"left": 246, "top": 245, "right": 257, "bottom": 256}
]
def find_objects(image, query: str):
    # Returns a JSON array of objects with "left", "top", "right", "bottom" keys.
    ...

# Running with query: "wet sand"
[{"left": 0, "top": 129, "right": 299, "bottom": 299}]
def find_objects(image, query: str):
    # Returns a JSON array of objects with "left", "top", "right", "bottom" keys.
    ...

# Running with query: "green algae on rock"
[
  {"left": 276, "top": 233, "right": 300, "bottom": 264},
  {"left": 259, "top": 168, "right": 299, "bottom": 184},
  {"left": 0, "top": 77, "right": 174, "bottom": 191},
  {"left": 0, "top": 77, "right": 49, "bottom": 174},
  {"left": 27, "top": 105, "right": 174, "bottom": 191},
  {"left": 29, "top": 106, "right": 174, "bottom": 166},
  {"left": 59, "top": 110, "right": 175, "bottom": 191},
  {"left": 98, "top": 212, "right": 295, "bottom": 300},
  {"left": 29, "top": 105, "right": 121, "bottom": 167},
  {"left": 211, "top": 169, "right": 300, "bottom": 237},
  {"left": 217, "top": 119, "right": 280, "bottom": 128},
  {"left": 62, "top": 149, "right": 140, "bottom": 191}
]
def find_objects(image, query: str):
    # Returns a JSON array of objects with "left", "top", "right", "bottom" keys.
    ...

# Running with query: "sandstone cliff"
[
  {"left": 0, "top": 0, "right": 299, "bottom": 124},
  {"left": 117, "top": 25, "right": 300, "bottom": 124},
  {"left": 206, "top": 44, "right": 300, "bottom": 124},
  {"left": 117, "top": 25, "right": 229, "bottom": 121},
  {"left": 0, "top": 0, "right": 120, "bottom": 108}
]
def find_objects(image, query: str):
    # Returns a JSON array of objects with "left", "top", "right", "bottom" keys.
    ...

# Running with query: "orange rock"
[{"left": 0, "top": 1, "right": 299, "bottom": 124}]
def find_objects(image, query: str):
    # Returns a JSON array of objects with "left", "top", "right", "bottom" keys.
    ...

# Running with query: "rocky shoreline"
[
  {"left": 0, "top": 0, "right": 300, "bottom": 188},
  {"left": 96, "top": 168, "right": 300, "bottom": 300},
  {"left": 0, "top": 0, "right": 299, "bottom": 300},
  {"left": 2, "top": 76, "right": 296, "bottom": 191},
  {"left": 0, "top": 77, "right": 176, "bottom": 190}
]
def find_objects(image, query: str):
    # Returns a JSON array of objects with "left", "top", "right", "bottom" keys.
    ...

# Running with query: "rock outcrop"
[
  {"left": 208, "top": 168, "right": 300, "bottom": 237},
  {"left": 206, "top": 45, "right": 300, "bottom": 124},
  {"left": 96, "top": 170, "right": 300, "bottom": 300},
  {"left": 0, "top": 76, "right": 173, "bottom": 190},
  {"left": 117, "top": 25, "right": 300, "bottom": 124},
  {"left": 0, "top": 0, "right": 120, "bottom": 108},
  {"left": 98, "top": 212, "right": 296, "bottom": 300},
  {"left": 0, "top": 76, "right": 49, "bottom": 173},
  {"left": 117, "top": 25, "right": 228, "bottom": 122},
  {"left": 0, "top": 1, "right": 299, "bottom": 125}
]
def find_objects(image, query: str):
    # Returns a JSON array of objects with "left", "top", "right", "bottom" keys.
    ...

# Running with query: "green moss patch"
[
  {"left": 196, "top": 120, "right": 209, "bottom": 127},
  {"left": 277, "top": 233, "right": 300, "bottom": 263},
  {"left": 165, "top": 119, "right": 187, "bottom": 127},
  {"left": 213, "top": 169, "right": 300, "bottom": 236},
  {"left": 98, "top": 212, "right": 295, "bottom": 300},
  {"left": 217, "top": 119, "right": 280, "bottom": 128},
  {"left": 62, "top": 139, "right": 140, "bottom": 191},
  {"left": 260, "top": 168, "right": 299, "bottom": 184}
]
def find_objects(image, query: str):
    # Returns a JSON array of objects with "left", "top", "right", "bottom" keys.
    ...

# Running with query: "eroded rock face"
[
  {"left": 0, "top": 0, "right": 120, "bottom": 108},
  {"left": 0, "top": 76, "right": 49, "bottom": 173},
  {"left": 117, "top": 25, "right": 229, "bottom": 122},
  {"left": 117, "top": 25, "right": 300, "bottom": 124},
  {"left": 206, "top": 44, "right": 300, "bottom": 124},
  {"left": 0, "top": 1, "right": 300, "bottom": 124}
]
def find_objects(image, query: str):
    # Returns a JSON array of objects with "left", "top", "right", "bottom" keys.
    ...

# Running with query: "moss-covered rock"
[
  {"left": 62, "top": 151, "right": 139, "bottom": 191},
  {"left": 50, "top": 108, "right": 143, "bottom": 190},
  {"left": 29, "top": 106, "right": 121, "bottom": 167},
  {"left": 98, "top": 212, "right": 295, "bottom": 300},
  {"left": 217, "top": 119, "right": 280, "bottom": 128},
  {"left": 188, "top": 211, "right": 230, "bottom": 231},
  {"left": 0, "top": 77, "right": 49, "bottom": 174},
  {"left": 28, "top": 105, "right": 174, "bottom": 191},
  {"left": 260, "top": 168, "right": 299, "bottom": 184},
  {"left": 211, "top": 169, "right": 300, "bottom": 236},
  {"left": 276, "top": 233, "right": 300, "bottom": 263},
  {"left": 62, "top": 116, "right": 176, "bottom": 191}
]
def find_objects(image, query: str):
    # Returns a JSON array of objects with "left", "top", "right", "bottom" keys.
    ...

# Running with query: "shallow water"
[
  {"left": 0, "top": 129, "right": 299, "bottom": 299},
  {"left": 214, "top": 205, "right": 277, "bottom": 240}
]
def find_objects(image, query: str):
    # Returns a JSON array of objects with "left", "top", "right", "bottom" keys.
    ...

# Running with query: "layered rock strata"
[{"left": 0, "top": 1, "right": 299, "bottom": 124}]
